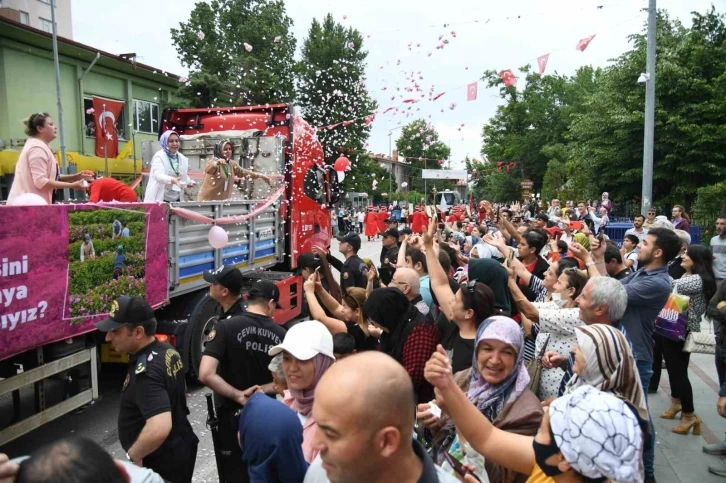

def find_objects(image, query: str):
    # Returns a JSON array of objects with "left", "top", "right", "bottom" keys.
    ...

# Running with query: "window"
[
  {"left": 132, "top": 99, "right": 160, "bottom": 134},
  {"left": 83, "top": 97, "right": 127, "bottom": 140},
  {"left": 19, "top": 11, "right": 30, "bottom": 25},
  {"left": 39, "top": 18, "right": 54, "bottom": 33}
]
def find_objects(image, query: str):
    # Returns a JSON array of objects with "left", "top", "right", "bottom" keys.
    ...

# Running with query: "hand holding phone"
[{"left": 443, "top": 453, "right": 482, "bottom": 482}]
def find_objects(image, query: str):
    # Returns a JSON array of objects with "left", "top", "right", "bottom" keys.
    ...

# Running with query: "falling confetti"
[
  {"left": 348, "top": 42, "right": 355, "bottom": 49},
  {"left": 178, "top": 76, "right": 188, "bottom": 83},
  {"left": 197, "top": 31, "right": 205, "bottom": 40},
  {"left": 86, "top": 108, "right": 95, "bottom": 115},
  {"left": 274, "top": 36, "right": 281, "bottom": 43},
  {"left": 244, "top": 43, "right": 253, "bottom": 52}
]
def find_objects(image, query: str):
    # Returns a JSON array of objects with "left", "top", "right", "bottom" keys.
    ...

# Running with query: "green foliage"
[
  {"left": 692, "top": 182, "right": 726, "bottom": 240},
  {"left": 473, "top": 169, "right": 521, "bottom": 203},
  {"left": 68, "top": 222, "right": 145, "bottom": 243},
  {"left": 68, "top": 253, "right": 146, "bottom": 295},
  {"left": 69, "top": 275, "right": 146, "bottom": 320},
  {"left": 170, "top": 0, "right": 297, "bottom": 107},
  {"left": 69, "top": 237, "right": 145, "bottom": 262},
  {"left": 343, "top": 154, "right": 396, "bottom": 203},
  {"left": 395, "top": 120, "right": 452, "bottom": 195},
  {"left": 296, "top": 14, "right": 377, "bottom": 169},
  {"left": 68, "top": 209, "right": 145, "bottom": 225}
]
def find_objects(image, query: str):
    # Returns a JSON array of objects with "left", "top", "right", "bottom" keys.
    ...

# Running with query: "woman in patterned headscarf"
[
  {"left": 423, "top": 316, "right": 542, "bottom": 483},
  {"left": 144, "top": 130, "right": 193, "bottom": 202},
  {"left": 565, "top": 324, "right": 648, "bottom": 420},
  {"left": 197, "top": 139, "right": 272, "bottom": 201}
]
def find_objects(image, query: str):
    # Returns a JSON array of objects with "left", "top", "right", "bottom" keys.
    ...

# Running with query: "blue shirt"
[
  {"left": 420, "top": 275, "right": 434, "bottom": 310},
  {"left": 619, "top": 266, "right": 671, "bottom": 362}
]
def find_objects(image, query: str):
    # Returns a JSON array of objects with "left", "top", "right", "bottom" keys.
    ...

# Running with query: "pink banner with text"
[{"left": 0, "top": 203, "right": 168, "bottom": 360}]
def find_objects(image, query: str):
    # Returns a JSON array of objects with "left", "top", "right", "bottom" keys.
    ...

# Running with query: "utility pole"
[
  {"left": 51, "top": 0, "right": 69, "bottom": 200},
  {"left": 641, "top": 0, "right": 656, "bottom": 215}
]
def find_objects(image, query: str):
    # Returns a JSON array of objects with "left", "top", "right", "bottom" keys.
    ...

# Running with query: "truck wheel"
[{"left": 187, "top": 294, "right": 220, "bottom": 382}]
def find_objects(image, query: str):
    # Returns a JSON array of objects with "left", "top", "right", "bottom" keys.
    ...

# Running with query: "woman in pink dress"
[{"left": 7, "top": 113, "right": 90, "bottom": 205}]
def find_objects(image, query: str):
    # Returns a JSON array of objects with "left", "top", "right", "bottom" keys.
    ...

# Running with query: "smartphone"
[
  {"left": 438, "top": 223, "right": 445, "bottom": 231},
  {"left": 443, "top": 452, "right": 482, "bottom": 482}
]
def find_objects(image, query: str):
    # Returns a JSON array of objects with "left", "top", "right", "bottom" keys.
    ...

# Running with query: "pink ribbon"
[{"left": 170, "top": 184, "right": 286, "bottom": 225}]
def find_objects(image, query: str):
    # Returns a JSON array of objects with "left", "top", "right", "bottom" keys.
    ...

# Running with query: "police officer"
[
  {"left": 326, "top": 232, "right": 367, "bottom": 292},
  {"left": 198, "top": 280, "right": 287, "bottom": 483},
  {"left": 379, "top": 227, "right": 400, "bottom": 286},
  {"left": 95, "top": 296, "right": 198, "bottom": 483},
  {"left": 204, "top": 264, "right": 246, "bottom": 319}
]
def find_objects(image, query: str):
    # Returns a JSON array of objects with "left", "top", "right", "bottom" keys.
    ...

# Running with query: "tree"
[
  {"left": 170, "top": 0, "right": 297, "bottom": 107},
  {"left": 473, "top": 169, "right": 521, "bottom": 203},
  {"left": 568, "top": 8, "right": 726, "bottom": 209},
  {"left": 395, "top": 120, "right": 451, "bottom": 194},
  {"left": 296, "top": 14, "right": 377, "bottom": 171},
  {"left": 342, "top": 154, "right": 395, "bottom": 203}
]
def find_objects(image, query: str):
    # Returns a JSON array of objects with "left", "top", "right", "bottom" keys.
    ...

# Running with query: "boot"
[
  {"left": 672, "top": 413, "right": 701, "bottom": 435},
  {"left": 660, "top": 398, "right": 682, "bottom": 419},
  {"left": 704, "top": 441, "right": 726, "bottom": 456}
]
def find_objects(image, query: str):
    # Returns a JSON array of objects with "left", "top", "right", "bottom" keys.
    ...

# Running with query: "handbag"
[
  {"left": 526, "top": 334, "right": 550, "bottom": 396},
  {"left": 684, "top": 314, "right": 717, "bottom": 354},
  {"left": 654, "top": 286, "right": 689, "bottom": 342}
]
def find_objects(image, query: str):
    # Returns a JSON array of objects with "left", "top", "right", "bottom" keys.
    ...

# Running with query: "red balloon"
[{"left": 334, "top": 156, "right": 351, "bottom": 172}]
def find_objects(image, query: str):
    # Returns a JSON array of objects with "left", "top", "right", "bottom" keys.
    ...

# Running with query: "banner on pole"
[{"left": 422, "top": 169, "right": 467, "bottom": 180}]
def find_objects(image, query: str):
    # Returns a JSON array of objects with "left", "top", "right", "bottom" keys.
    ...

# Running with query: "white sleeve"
[
  {"left": 80, "top": 245, "right": 84, "bottom": 262},
  {"left": 538, "top": 308, "right": 582, "bottom": 336},
  {"left": 150, "top": 153, "right": 173, "bottom": 184}
]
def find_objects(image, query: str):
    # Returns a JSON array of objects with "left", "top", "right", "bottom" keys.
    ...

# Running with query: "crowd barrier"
[{"left": 605, "top": 222, "right": 702, "bottom": 246}]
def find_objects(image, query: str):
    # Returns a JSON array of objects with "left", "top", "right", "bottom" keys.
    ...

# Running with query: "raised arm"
[
  {"left": 422, "top": 219, "right": 458, "bottom": 314},
  {"left": 425, "top": 346, "right": 536, "bottom": 475},
  {"left": 304, "top": 274, "right": 347, "bottom": 334}
]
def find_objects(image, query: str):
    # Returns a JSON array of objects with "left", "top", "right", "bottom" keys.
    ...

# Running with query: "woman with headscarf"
[
  {"left": 112, "top": 245, "right": 126, "bottom": 280},
  {"left": 144, "top": 130, "right": 193, "bottom": 202},
  {"left": 565, "top": 324, "right": 648, "bottom": 420},
  {"left": 363, "top": 288, "right": 441, "bottom": 403},
  {"left": 197, "top": 139, "right": 271, "bottom": 201},
  {"left": 420, "top": 317, "right": 543, "bottom": 483},
  {"left": 422, "top": 225, "right": 496, "bottom": 374},
  {"left": 268, "top": 321, "right": 335, "bottom": 463},
  {"left": 426, "top": 346, "right": 646, "bottom": 483},
  {"left": 238, "top": 392, "right": 308, "bottom": 482},
  {"left": 80, "top": 234, "right": 95, "bottom": 262}
]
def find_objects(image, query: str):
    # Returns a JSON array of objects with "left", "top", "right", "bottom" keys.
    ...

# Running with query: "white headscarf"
[{"left": 549, "top": 385, "right": 644, "bottom": 483}]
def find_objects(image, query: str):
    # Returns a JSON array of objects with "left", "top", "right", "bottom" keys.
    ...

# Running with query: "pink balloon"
[
  {"left": 208, "top": 225, "right": 228, "bottom": 249},
  {"left": 10, "top": 193, "right": 47, "bottom": 206}
]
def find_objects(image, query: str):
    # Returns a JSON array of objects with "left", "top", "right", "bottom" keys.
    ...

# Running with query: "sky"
[{"left": 71, "top": 0, "right": 720, "bottom": 170}]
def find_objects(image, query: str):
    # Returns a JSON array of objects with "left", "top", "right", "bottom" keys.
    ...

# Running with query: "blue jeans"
[{"left": 636, "top": 359, "right": 656, "bottom": 478}]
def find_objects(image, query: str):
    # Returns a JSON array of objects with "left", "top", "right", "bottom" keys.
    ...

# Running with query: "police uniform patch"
[
  {"left": 122, "top": 374, "right": 130, "bottom": 391},
  {"left": 343, "top": 272, "right": 349, "bottom": 279},
  {"left": 208, "top": 328, "right": 216, "bottom": 341},
  {"left": 135, "top": 360, "right": 146, "bottom": 375}
]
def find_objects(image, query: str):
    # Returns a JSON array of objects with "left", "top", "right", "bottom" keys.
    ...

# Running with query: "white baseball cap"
[{"left": 268, "top": 320, "right": 335, "bottom": 361}]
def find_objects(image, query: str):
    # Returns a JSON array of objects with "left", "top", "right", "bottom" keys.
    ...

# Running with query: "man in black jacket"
[{"left": 326, "top": 232, "right": 367, "bottom": 292}]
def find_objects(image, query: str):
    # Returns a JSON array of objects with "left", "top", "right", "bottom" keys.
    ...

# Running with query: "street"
[{"left": 0, "top": 236, "right": 383, "bottom": 482}]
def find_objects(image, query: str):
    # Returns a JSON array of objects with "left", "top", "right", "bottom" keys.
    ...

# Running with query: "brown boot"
[
  {"left": 660, "top": 398, "right": 682, "bottom": 419},
  {"left": 673, "top": 413, "right": 701, "bottom": 435}
]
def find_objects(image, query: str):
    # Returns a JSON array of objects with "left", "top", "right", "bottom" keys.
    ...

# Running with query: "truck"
[{"left": 0, "top": 104, "right": 338, "bottom": 446}]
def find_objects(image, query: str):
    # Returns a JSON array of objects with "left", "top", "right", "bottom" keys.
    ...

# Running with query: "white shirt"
[
  {"left": 143, "top": 150, "right": 192, "bottom": 202},
  {"left": 624, "top": 227, "right": 648, "bottom": 242}
]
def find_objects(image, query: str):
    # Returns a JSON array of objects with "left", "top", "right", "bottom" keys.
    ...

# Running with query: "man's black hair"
[
  {"left": 16, "top": 437, "right": 125, "bottom": 483},
  {"left": 604, "top": 244, "right": 623, "bottom": 264},
  {"left": 633, "top": 214, "right": 645, "bottom": 222},
  {"left": 648, "top": 227, "right": 682, "bottom": 263},
  {"left": 405, "top": 246, "right": 428, "bottom": 273},
  {"left": 456, "top": 221, "right": 463, "bottom": 229},
  {"left": 438, "top": 249, "right": 452, "bottom": 274},
  {"left": 333, "top": 332, "right": 356, "bottom": 356},
  {"left": 502, "top": 209, "right": 513, "bottom": 218},
  {"left": 522, "top": 230, "right": 546, "bottom": 255},
  {"left": 557, "top": 257, "right": 580, "bottom": 274},
  {"left": 535, "top": 213, "right": 549, "bottom": 224}
]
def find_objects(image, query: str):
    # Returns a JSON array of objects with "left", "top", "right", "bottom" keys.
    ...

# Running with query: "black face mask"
[{"left": 533, "top": 439, "right": 563, "bottom": 477}]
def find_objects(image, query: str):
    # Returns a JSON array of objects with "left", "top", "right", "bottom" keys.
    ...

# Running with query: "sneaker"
[
  {"left": 644, "top": 476, "right": 657, "bottom": 483},
  {"left": 704, "top": 441, "right": 726, "bottom": 456},
  {"left": 709, "top": 464, "right": 726, "bottom": 477}
]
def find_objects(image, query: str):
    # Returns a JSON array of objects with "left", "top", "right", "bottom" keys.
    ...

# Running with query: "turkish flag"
[
  {"left": 576, "top": 34, "right": 597, "bottom": 52},
  {"left": 499, "top": 70, "right": 517, "bottom": 87},
  {"left": 537, "top": 54, "right": 550, "bottom": 75},
  {"left": 93, "top": 96, "right": 124, "bottom": 158},
  {"left": 467, "top": 82, "right": 478, "bottom": 101}
]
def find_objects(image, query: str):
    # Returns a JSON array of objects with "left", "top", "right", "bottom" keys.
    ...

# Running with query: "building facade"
[
  {"left": 0, "top": 0, "right": 73, "bottom": 38},
  {"left": 369, "top": 150, "right": 411, "bottom": 193},
  {"left": 0, "top": 16, "right": 183, "bottom": 199}
]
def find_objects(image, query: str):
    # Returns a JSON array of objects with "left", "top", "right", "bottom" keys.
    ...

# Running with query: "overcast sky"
[{"left": 72, "top": 0, "right": 719, "bottom": 168}]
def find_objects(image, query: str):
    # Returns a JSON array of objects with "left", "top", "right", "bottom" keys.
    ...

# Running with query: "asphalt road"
[{"left": 0, "top": 236, "right": 383, "bottom": 482}]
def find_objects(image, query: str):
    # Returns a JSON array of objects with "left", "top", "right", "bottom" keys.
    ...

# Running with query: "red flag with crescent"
[
  {"left": 499, "top": 70, "right": 517, "bottom": 87},
  {"left": 537, "top": 54, "right": 550, "bottom": 75},
  {"left": 93, "top": 96, "right": 124, "bottom": 158},
  {"left": 466, "top": 82, "right": 478, "bottom": 101}
]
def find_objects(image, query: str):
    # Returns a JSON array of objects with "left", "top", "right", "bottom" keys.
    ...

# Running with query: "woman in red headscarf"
[{"left": 364, "top": 207, "right": 380, "bottom": 241}]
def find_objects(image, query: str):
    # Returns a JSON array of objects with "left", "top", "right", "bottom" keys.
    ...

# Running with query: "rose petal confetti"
[
  {"left": 197, "top": 31, "right": 205, "bottom": 40},
  {"left": 348, "top": 42, "right": 355, "bottom": 49},
  {"left": 86, "top": 108, "right": 95, "bottom": 115},
  {"left": 178, "top": 76, "right": 188, "bottom": 83},
  {"left": 274, "top": 36, "right": 281, "bottom": 43},
  {"left": 244, "top": 43, "right": 253, "bottom": 52}
]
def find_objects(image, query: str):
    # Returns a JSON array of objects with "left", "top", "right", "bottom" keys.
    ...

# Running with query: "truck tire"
[{"left": 187, "top": 294, "right": 220, "bottom": 382}]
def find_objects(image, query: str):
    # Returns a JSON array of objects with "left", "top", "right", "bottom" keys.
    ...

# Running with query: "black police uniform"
[
  {"left": 218, "top": 298, "right": 246, "bottom": 319},
  {"left": 379, "top": 246, "right": 397, "bottom": 286},
  {"left": 203, "top": 312, "right": 287, "bottom": 483},
  {"left": 327, "top": 254, "right": 367, "bottom": 292},
  {"left": 118, "top": 340, "right": 198, "bottom": 483}
]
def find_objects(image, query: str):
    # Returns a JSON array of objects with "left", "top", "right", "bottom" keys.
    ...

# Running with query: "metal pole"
[
  {"left": 50, "top": 0, "right": 69, "bottom": 200},
  {"left": 641, "top": 0, "right": 656, "bottom": 215},
  {"left": 424, "top": 160, "right": 427, "bottom": 205}
]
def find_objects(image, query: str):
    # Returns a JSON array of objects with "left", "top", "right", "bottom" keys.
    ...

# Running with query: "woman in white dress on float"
[{"left": 144, "top": 130, "right": 193, "bottom": 202}]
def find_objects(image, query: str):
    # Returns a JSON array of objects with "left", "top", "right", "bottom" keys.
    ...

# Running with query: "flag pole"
[
  {"left": 50, "top": 0, "right": 69, "bottom": 200},
  {"left": 103, "top": 104, "right": 109, "bottom": 176}
]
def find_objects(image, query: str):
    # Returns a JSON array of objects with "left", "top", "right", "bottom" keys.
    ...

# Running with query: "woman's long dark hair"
[{"left": 686, "top": 244, "right": 717, "bottom": 301}]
